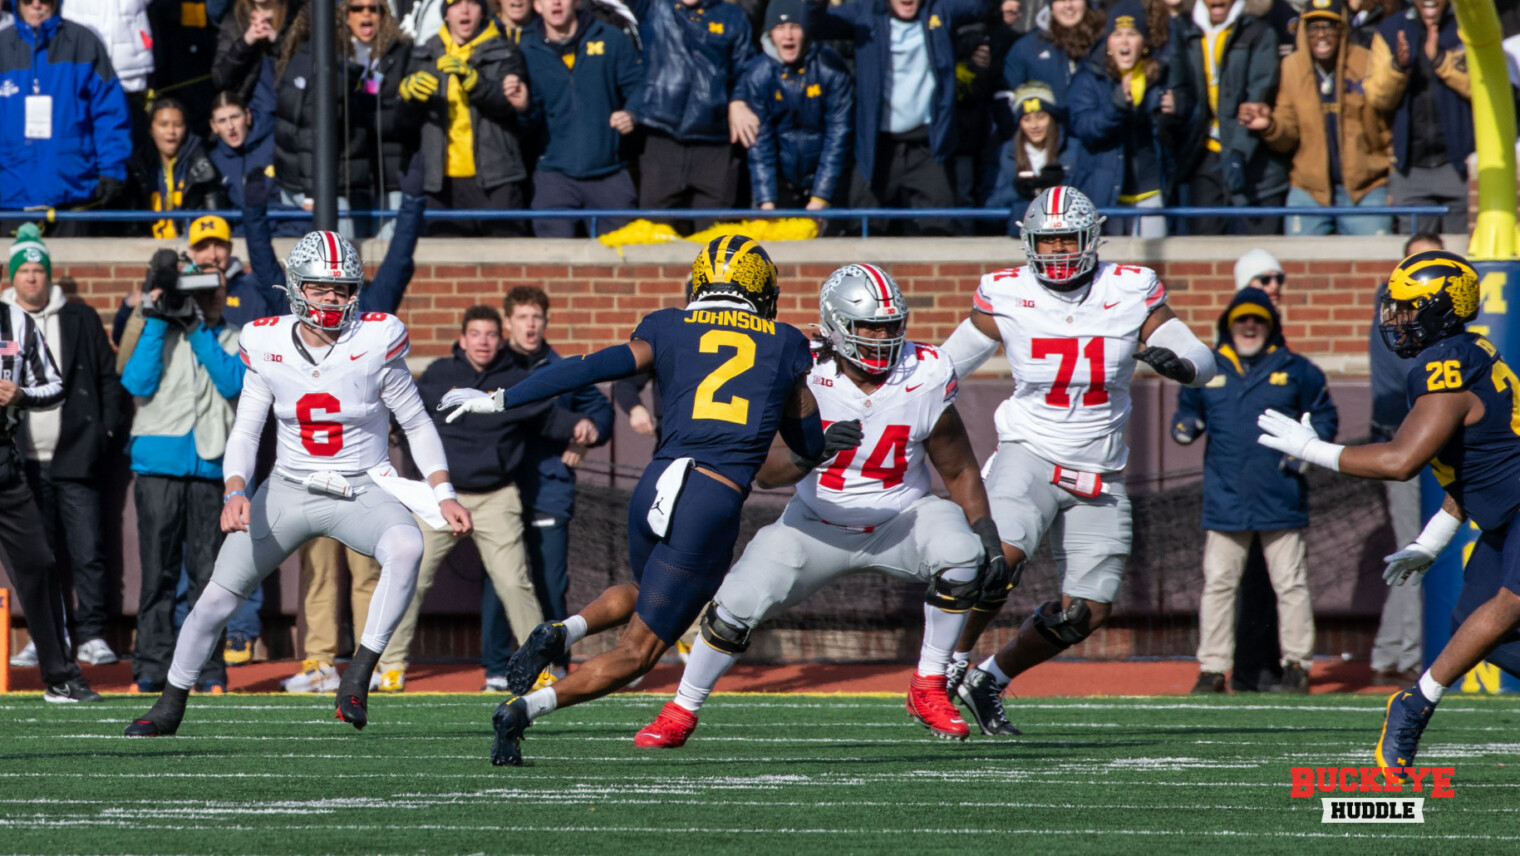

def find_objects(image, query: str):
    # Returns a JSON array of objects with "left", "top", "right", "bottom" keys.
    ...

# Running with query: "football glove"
[
  {"left": 399, "top": 70, "right": 440, "bottom": 101},
  {"left": 1383, "top": 509, "right": 1464, "bottom": 586},
  {"left": 1135, "top": 345, "right": 1196, "bottom": 384},
  {"left": 436, "top": 55, "right": 479, "bottom": 92},
  {"left": 1255, "top": 410, "right": 1317, "bottom": 459},
  {"left": 439, "top": 387, "right": 505, "bottom": 422},
  {"left": 971, "top": 517, "right": 1018, "bottom": 599},
  {"left": 793, "top": 418, "right": 863, "bottom": 470},
  {"left": 1171, "top": 416, "right": 1204, "bottom": 445}
]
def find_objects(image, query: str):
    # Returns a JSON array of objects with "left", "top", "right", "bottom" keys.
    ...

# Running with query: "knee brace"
[
  {"left": 925, "top": 570, "right": 982, "bottom": 613},
  {"left": 1031, "top": 598, "right": 1093, "bottom": 650},
  {"left": 699, "top": 602, "right": 753, "bottom": 655}
]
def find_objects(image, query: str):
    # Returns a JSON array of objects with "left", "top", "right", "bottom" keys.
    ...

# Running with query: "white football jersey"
[
  {"left": 974, "top": 260, "right": 1165, "bottom": 472},
  {"left": 793, "top": 342, "right": 960, "bottom": 528},
  {"left": 236, "top": 312, "right": 411, "bottom": 475}
]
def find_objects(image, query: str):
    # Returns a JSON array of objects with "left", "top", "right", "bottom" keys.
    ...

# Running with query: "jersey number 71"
[{"left": 1032, "top": 337, "right": 1109, "bottom": 407}]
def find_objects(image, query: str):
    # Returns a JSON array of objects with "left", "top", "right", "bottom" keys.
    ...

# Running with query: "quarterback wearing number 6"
[
  {"left": 442, "top": 235, "right": 859, "bottom": 767},
  {"left": 1257, "top": 250, "right": 1520, "bottom": 779},
  {"left": 125, "top": 232, "right": 472, "bottom": 738}
]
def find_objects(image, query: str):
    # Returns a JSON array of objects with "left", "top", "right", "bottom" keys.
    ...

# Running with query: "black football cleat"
[
  {"left": 506, "top": 622, "right": 567, "bottom": 695},
  {"left": 956, "top": 667, "right": 1022, "bottom": 736},
  {"left": 491, "top": 696, "right": 532, "bottom": 767},
  {"left": 124, "top": 686, "right": 189, "bottom": 737},
  {"left": 334, "top": 655, "right": 376, "bottom": 730},
  {"left": 336, "top": 693, "right": 369, "bottom": 730},
  {"left": 944, "top": 657, "right": 970, "bottom": 704}
]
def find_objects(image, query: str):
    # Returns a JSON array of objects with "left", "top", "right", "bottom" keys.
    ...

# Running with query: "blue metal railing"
[{"left": 6, "top": 205, "right": 1451, "bottom": 239}]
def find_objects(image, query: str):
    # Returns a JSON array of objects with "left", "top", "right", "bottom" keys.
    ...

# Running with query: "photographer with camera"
[{"left": 120, "top": 246, "right": 245, "bottom": 694}]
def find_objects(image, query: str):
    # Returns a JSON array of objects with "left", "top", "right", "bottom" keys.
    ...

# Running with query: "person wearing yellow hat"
[{"left": 1170, "top": 285, "right": 1338, "bottom": 695}]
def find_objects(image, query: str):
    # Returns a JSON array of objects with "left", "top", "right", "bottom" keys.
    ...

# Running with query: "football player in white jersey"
[
  {"left": 940, "top": 186, "right": 1216, "bottom": 735},
  {"left": 632, "top": 264, "right": 1011, "bottom": 748},
  {"left": 125, "top": 231, "right": 472, "bottom": 737}
]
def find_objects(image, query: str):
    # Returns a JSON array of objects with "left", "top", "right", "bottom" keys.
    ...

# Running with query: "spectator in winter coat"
[
  {"left": 399, "top": 0, "right": 532, "bottom": 237},
  {"left": 377, "top": 304, "right": 587, "bottom": 691},
  {"left": 737, "top": 0, "right": 854, "bottom": 212},
  {"left": 1067, "top": 0, "right": 1190, "bottom": 237},
  {"left": 1171, "top": 286, "right": 1338, "bottom": 695},
  {"left": 521, "top": 0, "right": 645, "bottom": 238},
  {"left": 61, "top": 0, "right": 154, "bottom": 130},
  {"left": 812, "top": 0, "right": 995, "bottom": 234},
  {"left": 213, "top": 0, "right": 301, "bottom": 112},
  {"left": 1242, "top": 0, "right": 1392, "bottom": 236},
  {"left": 1002, "top": 0, "right": 1105, "bottom": 111},
  {"left": 481, "top": 286, "right": 615, "bottom": 685},
  {"left": 207, "top": 91, "right": 305, "bottom": 237},
  {"left": 1365, "top": 0, "right": 1471, "bottom": 234},
  {"left": 982, "top": 82, "right": 1073, "bottom": 234},
  {"left": 147, "top": 0, "right": 220, "bottom": 132},
  {"left": 1174, "top": 0, "right": 1288, "bottom": 235},
  {"left": 0, "top": 0, "right": 132, "bottom": 237},
  {"left": 127, "top": 99, "right": 229, "bottom": 239},
  {"left": 630, "top": 0, "right": 755, "bottom": 221}
]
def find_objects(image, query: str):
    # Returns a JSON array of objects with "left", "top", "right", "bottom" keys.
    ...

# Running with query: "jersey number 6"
[
  {"left": 693, "top": 330, "right": 756, "bottom": 425},
  {"left": 297, "top": 392, "right": 344, "bottom": 457},
  {"left": 1032, "top": 337, "right": 1108, "bottom": 408}
]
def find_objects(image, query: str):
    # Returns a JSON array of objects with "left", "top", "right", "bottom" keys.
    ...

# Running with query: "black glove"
[
  {"left": 95, "top": 175, "right": 124, "bottom": 204},
  {"left": 1136, "top": 346, "right": 1197, "bottom": 384},
  {"left": 794, "top": 418, "right": 863, "bottom": 470},
  {"left": 972, "top": 517, "right": 1019, "bottom": 599},
  {"left": 1171, "top": 416, "right": 1205, "bottom": 445}
]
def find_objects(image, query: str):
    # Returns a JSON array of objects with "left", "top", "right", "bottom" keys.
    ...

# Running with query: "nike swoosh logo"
[
  {"left": 1103, "top": 301, "right": 1120, "bottom": 310},
  {"left": 905, "top": 384, "right": 923, "bottom": 392},
  {"left": 350, "top": 352, "right": 367, "bottom": 360}
]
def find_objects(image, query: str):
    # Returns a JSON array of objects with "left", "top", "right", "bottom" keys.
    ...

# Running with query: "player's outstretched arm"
[
  {"left": 1383, "top": 492, "right": 1466, "bottom": 586},
  {"left": 380, "top": 363, "right": 474, "bottom": 536},
  {"left": 926, "top": 404, "right": 1017, "bottom": 594},
  {"left": 755, "top": 398, "right": 863, "bottom": 490},
  {"left": 1137, "top": 305, "right": 1217, "bottom": 387},
  {"left": 940, "top": 310, "right": 1002, "bottom": 377},
  {"left": 439, "top": 341, "right": 653, "bottom": 421},
  {"left": 1257, "top": 389, "right": 1474, "bottom": 479}
]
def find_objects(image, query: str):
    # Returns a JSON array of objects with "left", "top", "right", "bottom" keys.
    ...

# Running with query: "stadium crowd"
[{"left": 0, "top": 0, "right": 1518, "bottom": 238}]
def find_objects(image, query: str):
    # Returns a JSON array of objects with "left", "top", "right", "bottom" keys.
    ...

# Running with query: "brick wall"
[{"left": 50, "top": 234, "right": 1424, "bottom": 375}]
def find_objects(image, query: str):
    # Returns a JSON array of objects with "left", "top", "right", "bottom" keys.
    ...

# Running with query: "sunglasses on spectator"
[
  {"left": 1306, "top": 21, "right": 1338, "bottom": 33},
  {"left": 19, "top": 0, "right": 56, "bottom": 7},
  {"left": 1255, "top": 273, "right": 1286, "bottom": 285},
  {"left": 348, "top": 4, "right": 381, "bottom": 12}
]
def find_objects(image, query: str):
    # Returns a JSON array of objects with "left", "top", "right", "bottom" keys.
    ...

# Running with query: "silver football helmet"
[
  {"left": 284, "top": 230, "right": 365, "bottom": 330},
  {"left": 819, "top": 263, "right": 908, "bottom": 375},
  {"left": 1018, "top": 186, "right": 1104, "bottom": 292}
]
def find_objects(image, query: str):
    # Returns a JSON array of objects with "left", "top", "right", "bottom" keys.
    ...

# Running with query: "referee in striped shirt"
[{"left": 0, "top": 300, "right": 100, "bottom": 702}]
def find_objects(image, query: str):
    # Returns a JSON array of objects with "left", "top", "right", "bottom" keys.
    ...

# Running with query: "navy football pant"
[
  {"left": 627, "top": 464, "right": 743, "bottom": 645},
  {"left": 1450, "top": 512, "right": 1520, "bottom": 679}
]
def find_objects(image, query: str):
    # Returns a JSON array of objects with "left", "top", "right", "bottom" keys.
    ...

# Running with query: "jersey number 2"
[
  {"left": 1031, "top": 337, "right": 1108, "bottom": 407},
  {"left": 297, "top": 393, "right": 344, "bottom": 457},
  {"left": 819, "top": 424, "right": 909, "bottom": 490},
  {"left": 693, "top": 330, "right": 756, "bottom": 424}
]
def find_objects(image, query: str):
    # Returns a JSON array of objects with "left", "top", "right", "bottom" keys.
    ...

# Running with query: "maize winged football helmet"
[
  {"left": 689, "top": 234, "right": 780, "bottom": 319},
  {"left": 1380, "top": 250, "right": 1480, "bottom": 358},
  {"left": 285, "top": 230, "right": 365, "bottom": 330},
  {"left": 1019, "top": 186, "right": 1104, "bottom": 292},
  {"left": 819, "top": 263, "right": 908, "bottom": 375}
]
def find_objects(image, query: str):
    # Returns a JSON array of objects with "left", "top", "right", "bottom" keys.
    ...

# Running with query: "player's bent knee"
[
  {"left": 925, "top": 568, "right": 981, "bottom": 612},
  {"left": 699, "top": 603, "right": 753, "bottom": 655},
  {"left": 1031, "top": 599, "right": 1097, "bottom": 650}
]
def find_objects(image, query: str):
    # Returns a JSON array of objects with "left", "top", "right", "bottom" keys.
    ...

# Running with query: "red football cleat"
[
  {"left": 634, "top": 701, "right": 699, "bottom": 748},
  {"left": 907, "top": 672, "right": 970, "bottom": 741}
]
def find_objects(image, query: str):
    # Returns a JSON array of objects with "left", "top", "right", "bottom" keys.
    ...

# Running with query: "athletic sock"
[
  {"left": 918, "top": 604, "right": 968, "bottom": 677},
  {"left": 951, "top": 651, "right": 971, "bottom": 668},
  {"left": 978, "top": 655, "right": 1012, "bottom": 688},
  {"left": 563, "top": 615, "right": 588, "bottom": 646},
  {"left": 524, "top": 686, "right": 558, "bottom": 720},
  {"left": 343, "top": 645, "right": 382, "bottom": 694},
  {"left": 143, "top": 684, "right": 190, "bottom": 728},
  {"left": 1417, "top": 671, "right": 1447, "bottom": 704},
  {"left": 673, "top": 639, "right": 739, "bottom": 714}
]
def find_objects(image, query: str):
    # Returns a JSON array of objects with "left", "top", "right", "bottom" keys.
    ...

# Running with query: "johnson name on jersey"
[
  {"left": 793, "top": 342, "right": 959, "bottom": 528},
  {"left": 236, "top": 312, "right": 412, "bottom": 475},
  {"left": 1408, "top": 333, "right": 1520, "bottom": 532},
  {"left": 974, "top": 260, "right": 1166, "bottom": 473}
]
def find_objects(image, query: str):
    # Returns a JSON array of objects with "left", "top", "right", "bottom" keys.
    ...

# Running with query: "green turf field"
[{"left": 1, "top": 692, "right": 1517, "bottom": 855}]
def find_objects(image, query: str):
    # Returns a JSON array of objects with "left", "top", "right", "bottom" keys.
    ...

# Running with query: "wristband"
[
  {"left": 1415, "top": 508, "right": 1464, "bottom": 553},
  {"left": 433, "top": 482, "right": 457, "bottom": 503},
  {"left": 223, "top": 490, "right": 247, "bottom": 504},
  {"left": 1299, "top": 438, "right": 1345, "bottom": 472}
]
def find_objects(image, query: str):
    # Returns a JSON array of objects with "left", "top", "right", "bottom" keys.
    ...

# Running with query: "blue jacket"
[
  {"left": 1173, "top": 289, "right": 1338, "bottom": 532},
  {"left": 121, "top": 317, "right": 246, "bottom": 479},
  {"left": 517, "top": 345, "right": 615, "bottom": 519},
  {"left": 1066, "top": 50, "right": 1191, "bottom": 210},
  {"left": 522, "top": 14, "right": 645, "bottom": 179},
  {"left": 737, "top": 41, "right": 853, "bottom": 204},
  {"left": 0, "top": 16, "right": 132, "bottom": 208},
  {"left": 813, "top": 0, "right": 991, "bottom": 177},
  {"left": 1002, "top": 28, "right": 1083, "bottom": 112},
  {"left": 1374, "top": 7, "right": 1472, "bottom": 176},
  {"left": 632, "top": 0, "right": 752, "bottom": 142}
]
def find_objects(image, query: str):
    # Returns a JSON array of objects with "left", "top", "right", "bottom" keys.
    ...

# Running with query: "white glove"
[
  {"left": 438, "top": 387, "right": 505, "bottom": 423},
  {"left": 1383, "top": 509, "right": 1464, "bottom": 586},
  {"left": 1256, "top": 410, "right": 1342, "bottom": 470}
]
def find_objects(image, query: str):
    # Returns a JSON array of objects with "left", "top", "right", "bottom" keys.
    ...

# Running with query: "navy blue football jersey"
[
  {"left": 1407, "top": 333, "right": 1520, "bottom": 531},
  {"left": 632, "top": 306, "right": 814, "bottom": 489}
]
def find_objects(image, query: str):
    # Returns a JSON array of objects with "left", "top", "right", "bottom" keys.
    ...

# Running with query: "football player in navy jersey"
[
  {"left": 1258, "top": 250, "right": 1520, "bottom": 777},
  {"left": 440, "top": 235, "right": 862, "bottom": 766}
]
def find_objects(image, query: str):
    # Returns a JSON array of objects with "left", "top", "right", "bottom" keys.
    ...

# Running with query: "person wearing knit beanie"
[
  {"left": 1233, "top": 248, "right": 1285, "bottom": 305},
  {"left": 9, "top": 223, "right": 51, "bottom": 284}
]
